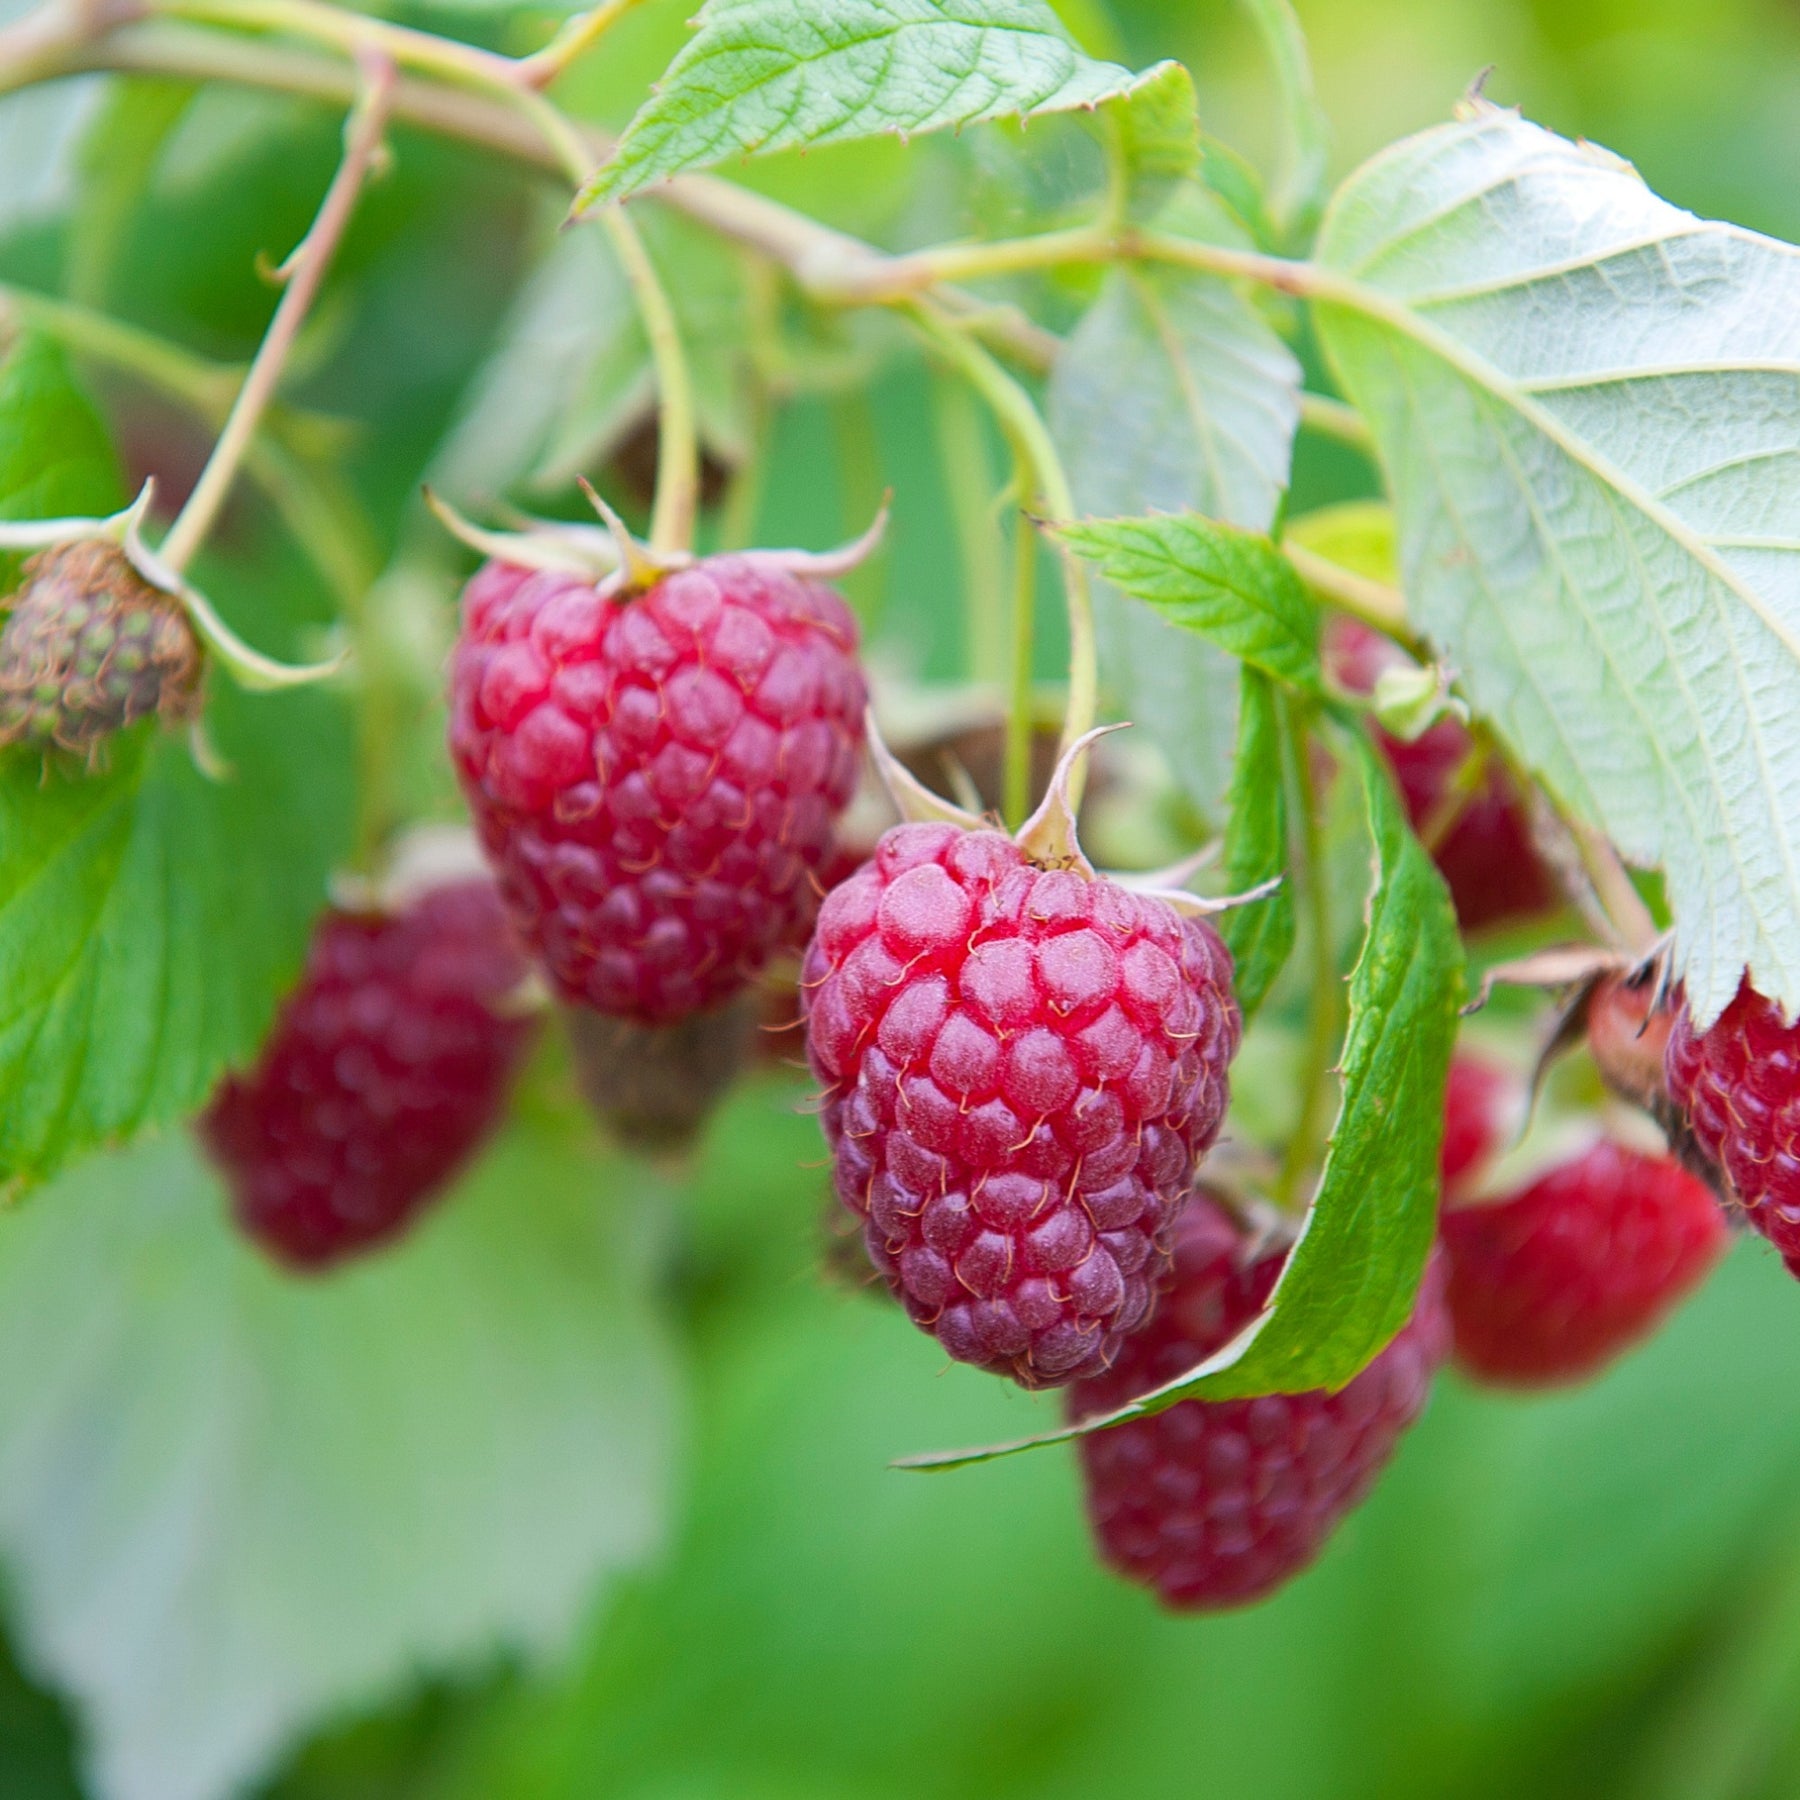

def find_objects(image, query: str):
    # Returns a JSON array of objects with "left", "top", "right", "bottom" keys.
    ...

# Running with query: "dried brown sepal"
[
  {"left": 0, "top": 540, "right": 202, "bottom": 757},
  {"left": 564, "top": 997, "right": 759, "bottom": 1156}
]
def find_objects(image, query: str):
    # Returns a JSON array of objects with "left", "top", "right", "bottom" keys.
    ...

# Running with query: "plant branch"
[
  {"left": 517, "top": 0, "right": 643, "bottom": 90},
  {"left": 160, "top": 53, "right": 394, "bottom": 574},
  {"left": 1297, "top": 391, "right": 1372, "bottom": 452},
  {"left": 1283, "top": 539, "right": 1425, "bottom": 658}
]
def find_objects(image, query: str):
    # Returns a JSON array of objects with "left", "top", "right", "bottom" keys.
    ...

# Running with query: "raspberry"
[
  {"left": 1587, "top": 969, "right": 1674, "bottom": 1112},
  {"left": 1441, "top": 1052, "right": 1514, "bottom": 1201},
  {"left": 1068, "top": 1198, "right": 1448, "bottom": 1610},
  {"left": 200, "top": 880, "right": 535, "bottom": 1269},
  {"left": 449, "top": 555, "right": 866, "bottom": 1025},
  {"left": 1327, "top": 620, "right": 1553, "bottom": 932},
  {"left": 802, "top": 821, "right": 1241, "bottom": 1389},
  {"left": 1440, "top": 1139, "right": 1725, "bottom": 1386},
  {"left": 1667, "top": 980, "right": 1800, "bottom": 1271},
  {"left": 0, "top": 540, "right": 201, "bottom": 754}
]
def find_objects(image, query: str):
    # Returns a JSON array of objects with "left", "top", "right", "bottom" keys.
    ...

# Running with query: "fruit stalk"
[{"left": 158, "top": 52, "right": 395, "bottom": 574}]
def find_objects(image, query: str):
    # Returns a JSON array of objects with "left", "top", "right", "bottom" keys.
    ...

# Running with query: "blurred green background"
[{"left": 8, "top": 0, "right": 1800, "bottom": 1795}]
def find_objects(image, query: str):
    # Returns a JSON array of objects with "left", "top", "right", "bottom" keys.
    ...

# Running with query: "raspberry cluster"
[
  {"left": 201, "top": 880, "right": 535, "bottom": 1269},
  {"left": 803, "top": 821, "right": 1241, "bottom": 1388},
  {"left": 1068, "top": 1197, "right": 1449, "bottom": 1610},
  {"left": 450, "top": 555, "right": 866, "bottom": 1025}
]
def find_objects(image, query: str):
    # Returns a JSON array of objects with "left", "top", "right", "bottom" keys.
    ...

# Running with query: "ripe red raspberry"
[
  {"left": 449, "top": 555, "right": 866, "bottom": 1025},
  {"left": 1441, "top": 1051, "right": 1514, "bottom": 1200},
  {"left": 803, "top": 821, "right": 1241, "bottom": 1388},
  {"left": 200, "top": 880, "right": 535, "bottom": 1270},
  {"left": 1667, "top": 980, "right": 1800, "bottom": 1272},
  {"left": 1327, "top": 620, "right": 1553, "bottom": 932},
  {"left": 1440, "top": 1139, "right": 1725, "bottom": 1386},
  {"left": 1067, "top": 1198, "right": 1448, "bottom": 1610}
]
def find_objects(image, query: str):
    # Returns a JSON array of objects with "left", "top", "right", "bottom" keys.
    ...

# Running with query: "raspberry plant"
[{"left": 0, "top": 0, "right": 1795, "bottom": 1791}]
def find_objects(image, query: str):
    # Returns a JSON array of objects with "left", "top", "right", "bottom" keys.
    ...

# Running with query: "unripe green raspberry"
[{"left": 0, "top": 540, "right": 202, "bottom": 755}]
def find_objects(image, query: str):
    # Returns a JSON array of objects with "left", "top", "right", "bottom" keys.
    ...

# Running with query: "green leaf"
[
  {"left": 1100, "top": 59, "right": 1198, "bottom": 223},
  {"left": 0, "top": 1100, "right": 676, "bottom": 1800},
  {"left": 574, "top": 0, "right": 1141, "bottom": 212},
  {"left": 900, "top": 729, "right": 1462, "bottom": 1469},
  {"left": 1056, "top": 511, "right": 1322, "bottom": 693},
  {"left": 0, "top": 333, "right": 352, "bottom": 1190},
  {"left": 1048, "top": 255, "right": 1301, "bottom": 815},
  {"left": 0, "top": 333, "right": 121, "bottom": 583},
  {"left": 0, "top": 677, "right": 353, "bottom": 1191},
  {"left": 1218, "top": 667, "right": 1294, "bottom": 1017},
  {"left": 1312, "top": 101, "right": 1800, "bottom": 1025}
]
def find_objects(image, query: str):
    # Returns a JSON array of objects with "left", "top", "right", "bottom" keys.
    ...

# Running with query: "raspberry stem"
[
  {"left": 907, "top": 301, "right": 1097, "bottom": 803},
  {"left": 1276, "top": 699, "right": 1340, "bottom": 1205},
  {"left": 599, "top": 209, "right": 699, "bottom": 556},
  {"left": 1005, "top": 509, "right": 1038, "bottom": 829},
  {"left": 159, "top": 55, "right": 394, "bottom": 574}
]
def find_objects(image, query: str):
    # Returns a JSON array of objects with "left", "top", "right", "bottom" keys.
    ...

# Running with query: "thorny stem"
[
  {"left": 906, "top": 302, "right": 1096, "bottom": 792},
  {"left": 1276, "top": 698, "right": 1341, "bottom": 1209},
  {"left": 1004, "top": 508, "right": 1037, "bottom": 830},
  {"left": 602, "top": 209, "right": 698, "bottom": 555},
  {"left": 160, "top": 56, "right": 394, "bottom": 574},
  {"left": 1571, "top": 816, "right": 1661, "bottom": 953}
]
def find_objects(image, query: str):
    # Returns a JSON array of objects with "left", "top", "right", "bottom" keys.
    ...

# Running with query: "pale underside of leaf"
[
  {"left": 0, "top": 1121, "right": 676, "bottom": 1800},
  {"left": 1049, "top": 257, "right": 1301, "bottom": 817},
  {"left": 576, "top": 0, "right": 1142, "bottom": 209},
  {"left": 1313, "top": 104, "right": 1800, "bottom": 1024}
]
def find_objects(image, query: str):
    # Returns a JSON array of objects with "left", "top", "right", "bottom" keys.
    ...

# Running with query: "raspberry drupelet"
[
  {"left": 201, "top": 880, "right": 535, "bottom": 1270},
  {"left": 1068, "top": 1196, "right": 1449, "bottom": 1610},
  {"left": 802, "top": 820, "right": 1241, "bottom": 1389},
  {"left": 449, "top": 555, "right": 867, "bottom": 1026}
]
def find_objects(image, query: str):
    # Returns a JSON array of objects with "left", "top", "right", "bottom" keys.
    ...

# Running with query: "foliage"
[{"left": 0, "top": 0, "right": 1797, "bottom": 1794}]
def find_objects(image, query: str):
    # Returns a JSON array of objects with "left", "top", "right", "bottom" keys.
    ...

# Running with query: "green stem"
[
  {"left": 1003, "top": 508, "right": 1037, "bottom": 828},
  {"left": 828, "top": 388, "right": 886, "bottom": 623},
  {"left": 931, "top": 370, "right": 1006, "bottom": 686},
  {"left": 1283, "top": 539, "right": 1424, "bottom": 657},
  {"left": 0, "top": 281, "right": 238, "bottom": 415},
  {"left": 160, "top": 57, "right": 394, "bottom": 573},
  {"left": 601, "top": 209, "right": 698, "bottom": 556},
  {"left": 1276, "top": 698, "right": 1340, "bottom": 1209},
  {"left": 517, "top": 0, "right": 644, "bottom": 89},
  {"left": 1298, "top": 390, "right": 1373, "bottom": 453},
  {"left": 906, "top": 302, "right": 1095, "bottom": 771}
]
